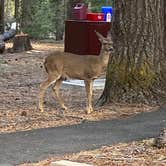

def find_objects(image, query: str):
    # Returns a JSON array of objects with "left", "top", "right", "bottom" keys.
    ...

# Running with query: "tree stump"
[{"left": 12, "top": 34, "right": 32, "bottom": 53}]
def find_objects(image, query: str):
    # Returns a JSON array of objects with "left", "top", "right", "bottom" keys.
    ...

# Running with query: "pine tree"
[{"left": 97, "top": 0, "right": 166, "bottom": 105}]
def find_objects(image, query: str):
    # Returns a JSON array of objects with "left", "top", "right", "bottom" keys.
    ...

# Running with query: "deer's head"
[{"left": 95, "top": 31, "right": 113, "bottom": 52}]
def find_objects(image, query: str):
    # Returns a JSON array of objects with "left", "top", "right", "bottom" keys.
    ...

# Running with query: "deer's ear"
[
  {"left": 107, "top": 31, "right": 112, "bottom": 40},
  {"left": 95, "top": 31, "right": 105, "bottom": 42}
]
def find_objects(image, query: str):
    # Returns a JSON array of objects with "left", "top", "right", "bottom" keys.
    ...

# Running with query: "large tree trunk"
[{"left": 97, "top": 0, "right": 166, "bottom": 105}]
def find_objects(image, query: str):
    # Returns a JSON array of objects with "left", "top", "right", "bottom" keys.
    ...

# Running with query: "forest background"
[{"left": 0, "top": 0, "right": 112, "bottom": 40}]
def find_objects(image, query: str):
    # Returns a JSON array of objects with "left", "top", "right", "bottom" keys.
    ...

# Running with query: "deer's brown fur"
[{"left": 39, "top": 31, "right": 113, "bottom": 114}]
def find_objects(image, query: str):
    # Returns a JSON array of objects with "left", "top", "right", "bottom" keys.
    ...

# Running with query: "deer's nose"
[{"left": 109, "top": 47, "right": 114, "bottom": 52}]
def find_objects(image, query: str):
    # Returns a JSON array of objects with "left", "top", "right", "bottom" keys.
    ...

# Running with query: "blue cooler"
[{"left": 101, "top": 6, "right": 113, "bottom": 22}]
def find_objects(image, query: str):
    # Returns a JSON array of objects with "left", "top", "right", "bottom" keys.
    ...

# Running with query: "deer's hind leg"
[
  {"left": 52, "top": 78, "right": 67, "bottom": 110},
  {"left": 39, "top": 74, "right": 60, "bottom": 112},
  {"left": 84, "top": 80, "right": 94, "bottom": 114}
]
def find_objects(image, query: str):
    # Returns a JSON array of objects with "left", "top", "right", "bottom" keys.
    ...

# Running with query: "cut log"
[{"left": 12, "top": 34, "right": 32, "bottom": 53}]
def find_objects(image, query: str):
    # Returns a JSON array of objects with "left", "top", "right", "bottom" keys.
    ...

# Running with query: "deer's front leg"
[{"left": 84, "top": 80, "right": 94, "bottom": 114}]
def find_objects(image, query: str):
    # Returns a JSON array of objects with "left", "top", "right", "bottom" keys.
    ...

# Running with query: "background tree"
[
  {"left": 97, "top": 0, "right": 166, "bottom": 105},
  {"left": 49, "top": 0, "right": 65, "bottom": 40},
  {"left": 14, "top": 0, "right": 19, "bottom": 31},
  {"left": 2, "top": 0, "right": 113, "bottom": 39},
  {"left": 0, "top": 0, "right": 5, "bottom": 33},
  {"left": 20, "top": 0, "right": 33, "bottom": 30},
  {"left": 90, "top": 0, "right": 112, "bottom": 12},
  {"left": 164, "top": 0, "right": 166, "bottom": 60},
  {"left": 4, "top": 0, "right": 14, "bottom": 24}
]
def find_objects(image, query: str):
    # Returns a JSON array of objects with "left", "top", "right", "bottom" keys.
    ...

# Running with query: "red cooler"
[{"left": 87, "top": 13, "right": 104, "bottom": 21}]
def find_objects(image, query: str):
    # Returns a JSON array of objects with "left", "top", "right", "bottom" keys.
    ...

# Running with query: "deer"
[{"left": 39, "top": 31, "right": 113, "bottom": 114}]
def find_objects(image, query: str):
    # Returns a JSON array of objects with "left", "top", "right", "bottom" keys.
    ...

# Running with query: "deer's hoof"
[
  {"left": 39, "top": 106, "right": 44, "bottom": 112},
  {"left": 40, "top": 109, "right": 44, "bottom": 113},
  {"left": 86, "top": 107, "right": 94, "bottom": 114},
  {"left": 87, "top": 111, "right": 92, "bottom": 114},
  {"left": 62, "top": 105, "right": 68, "bottom": 110}
]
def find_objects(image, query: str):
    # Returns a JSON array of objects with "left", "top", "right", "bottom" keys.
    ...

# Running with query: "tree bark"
[
  {"left": 0, "top": 37, "right": 5, "bottom": 54},
  {"left": 15, "top": 0, "right": 20, "bottom": 32},
  {"left": 0, "top": 0, "right": 4, "bottom": 33},
  {"left": 53, "top": 0, "right": 65, "bottom": 40},
  {"left": 97, "top": 0, "right": 166, "bottom": 105},
  {"left": 20, "top": 0, "right": 34, "bottom": 30},
  {"left": 12, "top": 34, "right": 32, "bottom": 53}
]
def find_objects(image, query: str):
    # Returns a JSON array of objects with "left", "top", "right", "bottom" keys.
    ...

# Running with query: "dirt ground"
[
  {"left": 1, "top": 42, "right": 165, "bottom": 166},
  {"left": 20, "top": 139, "right": 166, "bottom": 166},
  {"left": 0, "top": 42, "right": 156, "bottom": 133}
]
